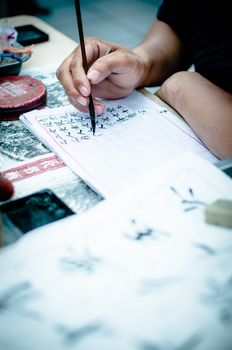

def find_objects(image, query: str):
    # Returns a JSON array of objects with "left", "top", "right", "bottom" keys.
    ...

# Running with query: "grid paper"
[{"left": 20, "top": 91, "right": 218, "bottom": 197}]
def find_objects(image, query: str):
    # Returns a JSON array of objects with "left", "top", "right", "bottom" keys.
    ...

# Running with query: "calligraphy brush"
[{"left": 74, "top": 0, "right": 96, "bottom": 135}]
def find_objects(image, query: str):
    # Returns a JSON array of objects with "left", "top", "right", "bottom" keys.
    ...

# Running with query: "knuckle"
[
  {"left": 70, "top": 58, "right": 77, "bottom": 70},
  {"left": 67, "top": 88, "right": 78, "bottom": 98},
  {"left": 56, "top": 67, "right": 62, "bottom": 80}
]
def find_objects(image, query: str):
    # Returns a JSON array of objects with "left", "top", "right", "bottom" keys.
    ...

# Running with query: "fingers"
[
  {"left": 57, "top": 38, "right": 139, "bottom": 111},
  {"left": 87, "top": 50, "right": 134, "bottom": 85},
  {"left": 0, "top": 174, "right": 14, "bottom": 201},
  {"left": 69, "top": 96, "right": 105, "bottom": 115},
  {"left": 56, "top": 48, "right": 91, "bottom": 107},
  {"left": 57, "top": 38, "right": 113, "bottom": 94},
  {"left": 56, "top": 44, "right": 97, "bottom": 110}
]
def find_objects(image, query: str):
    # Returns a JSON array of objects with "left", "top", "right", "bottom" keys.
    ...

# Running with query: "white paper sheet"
[
  {"left": 20, "top": 91, "right": 218, "bottom": 197},
  {"left": 0, "top": 153, "right": 231, "bottom": 350}
]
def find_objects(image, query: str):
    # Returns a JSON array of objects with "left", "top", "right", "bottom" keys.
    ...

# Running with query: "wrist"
[{"left": 132, "top": 45, "right": 152, "bottom": 88}]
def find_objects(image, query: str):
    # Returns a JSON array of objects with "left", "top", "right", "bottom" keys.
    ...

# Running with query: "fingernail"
[
  {"left": 87, "top": 70, "right": 100, "bottom": 82},
  {"left": 95, "top": 103, "right": 104, "bottom": 114},
  {"left": 79, "top": 85, "right": 89, "bottom": 97},
  {"left": 76, "top": 96, "right": 88, "bottom": 107}
]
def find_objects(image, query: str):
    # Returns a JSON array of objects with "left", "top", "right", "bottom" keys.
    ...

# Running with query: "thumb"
[{"left": 87, "top": 50, "right": 130, "bottom": 84}]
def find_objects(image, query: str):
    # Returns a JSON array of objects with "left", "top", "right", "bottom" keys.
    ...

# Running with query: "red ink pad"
[{"left": 0, "top": 75, "right": 47, "bottom": 120}]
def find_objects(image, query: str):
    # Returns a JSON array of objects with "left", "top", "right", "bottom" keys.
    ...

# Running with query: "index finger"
[
  {"left": 68, "top": 38, "right": 112, "bottom": 93},
  {"left": 56, "top": 48, "right": 90, "bottom": 99}
]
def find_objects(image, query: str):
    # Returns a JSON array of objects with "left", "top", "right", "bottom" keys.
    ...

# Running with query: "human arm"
[
  {"left": 156, "top": 71, "right": 232, "bottom": 159},
  {"left": 133, "top": 20, "right": 190, "bottom": 86},
  {"left": 56, "top": 20, "right": 189, "bottom": 112}
]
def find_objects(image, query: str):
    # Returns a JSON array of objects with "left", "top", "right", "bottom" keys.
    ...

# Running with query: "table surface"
[
  {"left": 7, "top": 15, "right": 77, "bottom": 69},
  {"left": 1, "top": 18, "right": 232, "bottom": 350}
]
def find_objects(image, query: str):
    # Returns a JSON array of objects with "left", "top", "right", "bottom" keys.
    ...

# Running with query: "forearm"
[
  {"left": 133, "top": 20, "right": 190, "bottom": 87},
  {"left": 156, "top": 72, "right": 232, "bottom": 159}
]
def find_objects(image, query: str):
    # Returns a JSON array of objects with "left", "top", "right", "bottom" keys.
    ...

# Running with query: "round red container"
[{"left": 0, "top": 76, "right": 47, "bottom": 120}]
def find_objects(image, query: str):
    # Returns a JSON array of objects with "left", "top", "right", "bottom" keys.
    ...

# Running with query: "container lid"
[{"left": 0, "top": 75, "right": 47, "bottom": 120}]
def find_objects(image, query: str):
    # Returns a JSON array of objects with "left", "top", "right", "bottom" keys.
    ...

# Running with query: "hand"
[
  {"left": 0, "top": 174, "right": 14, "bottom": 201},
  {"left": 56, "top": 37, "right": 148, "bottom": 113}
]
